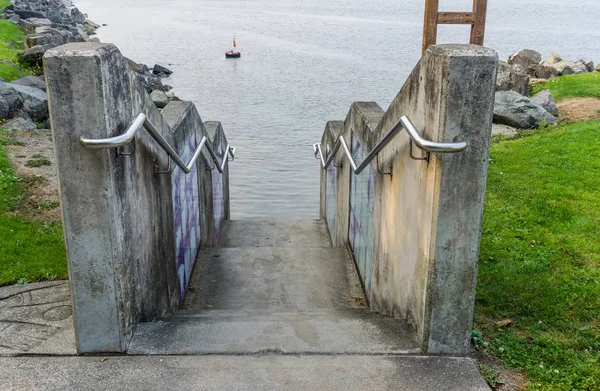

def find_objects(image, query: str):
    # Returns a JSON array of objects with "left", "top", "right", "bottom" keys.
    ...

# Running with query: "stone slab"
[
  {"left": 0, "top": 355, "right": 490, "bottom": 390},
  {"left": 219, "top": 219, "right": 331, "bottom": 247},
  {"left": 182, "top": 246, "right": 364, "bottom": 312},
  {"left": 129, "top": 311, "right": 419, "bottom": 355},
  {"left": 0, "top": 281, "right": 75, "bottom": 356}
]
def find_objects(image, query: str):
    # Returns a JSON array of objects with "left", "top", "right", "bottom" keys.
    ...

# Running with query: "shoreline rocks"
[
  {"left": 0, "top": 0, "right": 179, "bottom": 130},
  {"left": 494, "top": 48, "right": 598, "bottom": 130},
  {"left": 494, "top": 91, "right": 557, "bottom": 129}
]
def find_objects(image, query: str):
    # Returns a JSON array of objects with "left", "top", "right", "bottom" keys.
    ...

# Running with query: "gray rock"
[
  {"left": 82, "top": 19, "right": 100, "bottom": 35},
  {"left": 26, "top": 18, "right": 53, "bottom": 28},
  {"left": 17, "top": 45, "right": 52, "bottom": 67},
  {"left": 150, "top": 90, "right": 169, "bottom": 108},
  {"left": 543, "top": 52, "right": 562, "bottom": 66},
  {"left": 574, "top": 60, "right": 593, "bottom": 73},
  {"left": 530, "top": 89, "right": 559, "bottom": 117},
  {"left": 496, "top": 61, "right": 529, "bottom": 96},
  {"left": 137, "top": 73, "right": 163, "bottom": 93},
  {"left": 550, "top": 60, "right": 576, "bottom": 75},
  {"left": 71, "top": 7, "right": 85, "bottom": 24},
  {"left": 583, "top": 60, "right": 595, "bottom": 72},
  {"left": 8, "top": 15, "right": 20, "bottom": 24},
  {"left": 14, "top": 9, "right": 46, "bottom": 19},
  {"left": 508, "top": 49, "right": 541, "bottom": 70},
  {"left": 491, "top": 124, "right": 518, "bottom": 136},
  {"left": 153, "top": 64, "right": 173, "bottom": 76},
  {"left": 0, "top": 83, "right": 22, "bottom": 120},
  {"left": 596, "top": 63, "right": 600, "bottom": 72},
  {"left": 543, "top": 53, "right": 582, "bottom": 75},
  {"left": 527, "top": 64, "right": 559, "bottom": 79},
  {"left": 493, "top": 91, "right": 557, "bottom": 129},
  {"left": 8, "top": 83, "right": 48, "bottom": 122},
  {"left": 0, "top": 116, "right": 37, "bottom": 132},
  {"left": 127, "top": 58, "right": 149, "bottom": 74},
  {"left": 10, "top": 76, "right": 46, "bottom": 92},
  {"left": 25, "top": 33, "right": 66, "bottom": 49}
]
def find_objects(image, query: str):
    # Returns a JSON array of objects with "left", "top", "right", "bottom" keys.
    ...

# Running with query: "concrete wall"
[
  {"left": 44, "top": 43, "right": 230, "bottom": 353},
  {"left": 318, "top": 45, "right": 497, "bottom": 356}
]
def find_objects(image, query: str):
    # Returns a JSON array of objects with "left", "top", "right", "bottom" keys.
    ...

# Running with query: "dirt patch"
[
  {"left": 557, "top": 97, "right": 600, "bottom": 122},
  {"left": 4, "top": 130, "right": 61, "bottom": 222},
  {"left": 472, "top": 347, "right": 528, "bottom": 391}
]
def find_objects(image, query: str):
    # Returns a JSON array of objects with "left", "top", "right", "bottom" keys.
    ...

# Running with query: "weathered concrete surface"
[
  {"left": 132, "top": 220, "right": 416, "bottom": 355},
  {"left": 375, "top": 45, "right": 497, "bottom": 356},
  {"left": 45, "top": 42, "right": 180, "bottom": 353},
  {"left": 219, "top": 219, "right": 331, "bottom": 248},
  {"left": 336, "top": 102, "right": 384, "bottom": 248},
  {"left": 319, "top": 120, "right": 343, "bottom": 244},
  {"left": 129, "top": 312, "right": 419, "bottom": 355},
  {"left": 0, "top": 355, "right": 490, "bottom": 390},
  {"left": 0, "top": 281, "right": 75, "bottom": 356},
  {"left": 182, "top": 246, "right": 363, "bottom": 311},
  {"left": 205, "top": 120, "right": 231, "bottom": 235}
]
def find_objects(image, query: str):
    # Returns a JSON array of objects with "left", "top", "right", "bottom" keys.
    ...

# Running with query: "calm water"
[{"left": 75, "top": 0, "right": 600, "bottom": 220}]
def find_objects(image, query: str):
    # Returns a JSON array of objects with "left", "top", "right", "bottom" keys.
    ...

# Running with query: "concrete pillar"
[
  {"left": 372, "top": 45, "right": 498, "bottom": 355},
  {"left": 44, "top": 43, "right": 180, "bottom": 353},
  {"left": 318, "top": 44, "right": 497, "bottom": 356}
]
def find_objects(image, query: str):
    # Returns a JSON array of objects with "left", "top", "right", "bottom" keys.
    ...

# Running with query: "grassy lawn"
[
  {"left": 531, "top": 72, "right": 600, "bottom": 101},
  {"left": 476, "top": 72, "right": 600, "bottom": 390},
  {"left": 0, "top": 133, "right": 67, "bottom": 286},
  {"left": 0, "top": 9, "right": 33, "bottom": 81}
]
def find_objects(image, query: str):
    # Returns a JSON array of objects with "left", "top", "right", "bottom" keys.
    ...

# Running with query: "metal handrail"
[
  {"left": 80, "top": 113, "right": 235, "bottom": 174},
  {"left": 313, "top": 115, "right": 467, "bottom": 174}
]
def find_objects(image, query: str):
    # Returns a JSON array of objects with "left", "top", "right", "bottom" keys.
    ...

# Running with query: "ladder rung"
[{"left": 437, "top": 12, "right": 475, "bottom": 25}]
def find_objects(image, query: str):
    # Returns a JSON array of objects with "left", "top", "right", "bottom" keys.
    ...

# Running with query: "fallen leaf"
[
  {"left": 101, "top": 357, "right": 107, "bottom": 362},
  {"left": 497, "top": 319, "right": 513, "bottom": 328}
]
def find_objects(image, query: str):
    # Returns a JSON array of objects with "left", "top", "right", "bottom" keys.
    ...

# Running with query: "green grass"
[
  {"left": 0, "top": 133, "right": 67, "bottom": 286},
  {"left": 475, "top": 121, "right": 600, "bottom": 390},
  {"left": 25, "top": 158, "right": 51, "bottom": 167},
  {"left": 531, "top": 72, "right": 600, "bottom": 101},
  {"left": 0, "top": 0, "right": 12, "bottom": 9},
  {"left": 0, "top": 18, "right": 31, "bottom": 81}
]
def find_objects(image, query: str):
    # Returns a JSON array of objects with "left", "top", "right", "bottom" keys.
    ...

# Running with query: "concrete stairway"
[
  {"left": 129, "top": 220, "right": 419, "bottom": 355},
  {"left": 128, "top": 220, "right": 490, "bottom": 390}
]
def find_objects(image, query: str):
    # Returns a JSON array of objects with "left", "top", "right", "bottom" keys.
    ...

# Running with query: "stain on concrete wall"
[
  {"left": 349, "top": 133, "right": 376, "bottom": 293},
  {"left": 325, "top": 144, "right": 337, "bottom": 244},
  {"left": 212, "top": 153, "right": 225, "bottom": 246},
  {"left": 171, "top": 134, "right": 202, "bottom": 302}
]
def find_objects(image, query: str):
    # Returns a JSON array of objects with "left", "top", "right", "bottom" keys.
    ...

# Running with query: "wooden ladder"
[{"left": 422, "top": 0, "right": 488, "bottom": 54}]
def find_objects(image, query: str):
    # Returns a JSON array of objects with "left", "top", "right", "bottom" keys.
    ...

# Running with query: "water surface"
[{"left": 75, "top": 0, "right": 600, "bottom": 219}]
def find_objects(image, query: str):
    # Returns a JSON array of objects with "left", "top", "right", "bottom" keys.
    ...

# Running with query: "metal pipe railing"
[
  {"left": 80, "top": 113, "right": 235, "bottom": 174},
  {"left": 313, "top": 115, "right": 467, "bottom": 174}
]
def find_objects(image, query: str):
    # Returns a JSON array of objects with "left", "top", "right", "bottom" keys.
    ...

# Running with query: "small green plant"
[
  {"left": 16, "top": 277, "right": 29, "bottom": 285},
  {"left": 25, "top": 158, "right": 51, "bottom": 167},
  {"left": 31, "top": 154, "right": 45, "bottom": 159},
  {"left": 35, "top": 200, "right": 58, "bottom": 210},
  {"left": 476, "top": 363, "right": 504, "bottom": 389}
]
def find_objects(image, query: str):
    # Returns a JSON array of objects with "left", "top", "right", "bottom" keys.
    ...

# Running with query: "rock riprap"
[
  {"left": 496, "top": 61, "right": 530, "bottom": 96},
  {"left": 493, "top": 91, "right": 557, "bottom": 129},
  {"left": 531, "top": 90, "right": 559, "bottom": 117}
]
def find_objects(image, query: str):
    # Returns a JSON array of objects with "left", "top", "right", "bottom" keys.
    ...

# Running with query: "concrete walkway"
[
  {"left": 0, "top": 220, "right": 490, "bottom": 390},
  {"left": 0, "top": 280, "right": 75, "bottom": 356}
]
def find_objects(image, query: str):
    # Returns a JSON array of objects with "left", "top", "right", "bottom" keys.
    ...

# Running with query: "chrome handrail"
[
  {"left": 313, "top": 115, "right": 467, "bottom": 174},
  {"left": 80, "top": 113, "right": 235, "bottom": 174}
]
